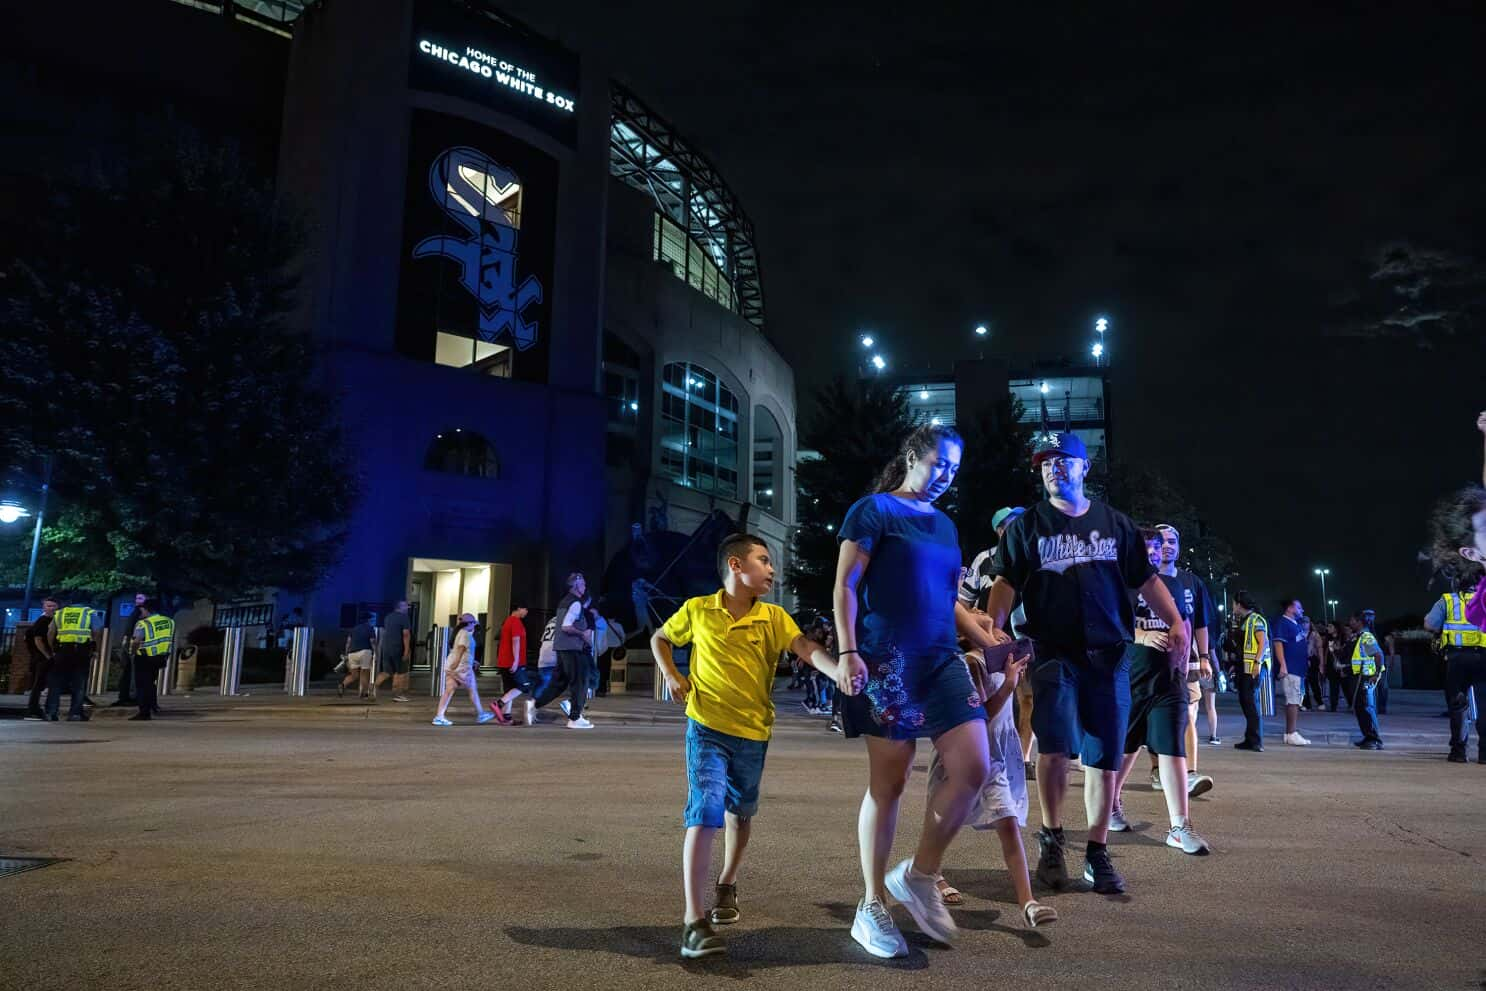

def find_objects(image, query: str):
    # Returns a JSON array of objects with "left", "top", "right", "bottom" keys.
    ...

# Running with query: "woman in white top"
[{"left": 433, "top": 613, "right": 496, "bottom": 727}]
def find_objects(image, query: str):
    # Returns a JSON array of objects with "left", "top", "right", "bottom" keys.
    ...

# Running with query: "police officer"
[
  {"left": 44, "top": 599, "right": 99, "bottom": 721},
  {"left": 1346, "top": 610, "right": 1386, "bottom": 750},
  {"left": 1229, "top": 590, "right": 1269, "bottom": 752},
  {"left": 130, "top": 598, "right": 175, "bottom": 721},
  {"left": 1424, "top": 587, "right": 1485, "bottom": 763}
]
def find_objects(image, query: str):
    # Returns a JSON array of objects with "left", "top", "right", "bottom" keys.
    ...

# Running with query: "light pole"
[
  {"left": 1313, "top": 568, "right": 1331, "bottom": 619},
  {"left": 2, "top": 456, "right": 51, "bottom": 630},
  {"left": 1328, "top": 598, "right": 1339, "bottom": 620}
]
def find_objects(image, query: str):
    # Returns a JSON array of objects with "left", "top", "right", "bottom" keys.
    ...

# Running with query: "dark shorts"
[
  {"left": 498, "top": 667, "right": 530, "bottom": 694},
  {"left": 381, "top": 652, "right": 410, "bottom": 675},
  {"left": 684, "top": 720, "right": 768, "bottom": 828},
  {"left": 841, "top": 645, "right": 987, "bottom": 741},
  {"left": 1124, "top": 645, "right": 1189, "bottom": 757},
  {"left": 1029, "top": 641, "right": 1133, "bottom": 771}
]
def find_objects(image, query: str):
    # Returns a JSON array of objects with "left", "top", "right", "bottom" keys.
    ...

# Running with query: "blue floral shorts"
[{"left": 841, "top": 645, "right": 987, "bottom": 741}]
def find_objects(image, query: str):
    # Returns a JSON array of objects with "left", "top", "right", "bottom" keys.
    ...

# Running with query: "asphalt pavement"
[{"left": 1, "top": 685, "right": 1481, "bottom": 990}]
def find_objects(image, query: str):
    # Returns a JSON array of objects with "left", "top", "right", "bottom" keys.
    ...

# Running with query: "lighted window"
[
  {"left": 653, "top": 214, "right": 736, "bottom": 313},
  {"left": 435, "top": 332, "right": 512, "bottom": 376},
  {"left": 659, "top": 362, "right": 739, "bottom": 497},
  {"left": 753, "top": 406, "right": 783, "bottom": 513},
  {"left": 425, "top": 431, "right": 500, "bottom": 479}
]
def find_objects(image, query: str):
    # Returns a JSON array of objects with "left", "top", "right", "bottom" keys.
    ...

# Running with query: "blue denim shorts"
[
  {"left": 684, "top": 719, "right": 769, "bottom": 828},
  {"left": 1029, "top": 642, "right": 1133, "bottom": 771}
]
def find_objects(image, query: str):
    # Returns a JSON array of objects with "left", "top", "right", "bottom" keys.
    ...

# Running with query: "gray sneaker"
[
  {"left": 1165, "top": 823, "right": 1211, "bottom": 855},
  {"left": 680, "top": 919, "right": 725, "bottom": 959},
  {"left": 1186, "top": 773, "right": 1214, "bottom": 798},
  {"left": 1108, "top": 801, "right": 1131, "bottom": 832},
  {"left": 1035, "top": 827, "right": 1068, "bottom": 890},
  {"left": 885, "top": 858, "right": 957, "bottom": 944}
]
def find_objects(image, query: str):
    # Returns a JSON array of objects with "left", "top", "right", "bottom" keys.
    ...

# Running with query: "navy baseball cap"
[
  {"left": 1031, "top": 430, "right": 1088, "bottom": 467},
  {"left": 991, "top": 506, "right": 1025, "bottom": 530}
]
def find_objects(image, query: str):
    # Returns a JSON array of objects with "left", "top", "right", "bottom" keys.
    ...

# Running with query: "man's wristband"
[{"left": 837, "top": 649, "right": 860, "bottom": 657}]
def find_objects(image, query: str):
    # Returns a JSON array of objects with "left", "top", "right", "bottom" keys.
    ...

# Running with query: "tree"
[
  {"left": 0, "top": 122, "right": 357, "bottom": 599},
  {"left": 787, "top": 378, "right": 914, "bottom": 614},
  {"left": 1101, "top": 457, "right": 1235, "bottom": 585},
  {"left": 942, "top": 393, "right": 1036, "bottom": 560}
]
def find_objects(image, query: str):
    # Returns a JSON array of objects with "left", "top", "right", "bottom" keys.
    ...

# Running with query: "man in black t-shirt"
[
  {"left": 985, "top": 431, "right": 1188, "bottom": 895},
  {"left": 22, "top": 598, "right": 60, "bottom": 720},
  {"left": 1107, "top": 529, "right": 1210, "bottom": 856}
]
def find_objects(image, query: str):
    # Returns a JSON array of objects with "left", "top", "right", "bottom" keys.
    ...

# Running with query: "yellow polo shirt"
[{"left": 660, "top": 591, "right": 802, "bottom": 742}]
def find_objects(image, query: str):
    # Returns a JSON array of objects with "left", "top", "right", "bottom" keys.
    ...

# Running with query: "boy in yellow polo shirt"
[{"left": 652, "top": 532, "right": 839, "bottom": 960}]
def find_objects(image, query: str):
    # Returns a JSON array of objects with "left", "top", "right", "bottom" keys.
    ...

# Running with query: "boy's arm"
[
  {"left": 788, "top": 634, "right": 839, "bottom": 681},
  {"left": 650, "top": 630, "right": 689, "bottom": 702}
]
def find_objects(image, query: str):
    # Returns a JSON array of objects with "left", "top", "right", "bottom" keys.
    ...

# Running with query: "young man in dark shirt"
[
  {"left": 985, "top": 432, "right": 1188, "bottom": 895},
  {"left": 22, "top": 598, "right": 60, "bottom": 720},
  {"left": 1108, "top": 529, "right": 1210, "bottom": 855}
]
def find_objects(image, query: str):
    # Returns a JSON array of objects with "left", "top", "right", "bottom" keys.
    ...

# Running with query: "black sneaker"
[
  {"left": 1035, "top": 827, "right": 1068, "bottom": 891},
  {"left": 23, "top": 710, "right": 45, "bottom": 721},
  {"left": 1083, "top": 846, "right": 1126, "bottom": 894},
  {"left": 710, "top": 883, "right": 740, "bottom": 925},
  {"left": 680, "top": 919, "right": 726, "bottom": 959},
  {"left": 1448, "top": 747, "right": 1468, "bottom": 764}
]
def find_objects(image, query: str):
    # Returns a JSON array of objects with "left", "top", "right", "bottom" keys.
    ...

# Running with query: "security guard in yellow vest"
[
  {"left": 130, "top": 598, "right": 174, "bottom": 721},
  {"left": 1345, "top": 610, "right": 1386, "bottom": 750},
  {"left": 1425, "top": 589, "right": 1486, "bottom": 763},
  {"left": 1230, "top": 590, "right": 1269, "bottom": 752},
  {"left": 44, "top": 602, "right": 98, "bottom": 721}
]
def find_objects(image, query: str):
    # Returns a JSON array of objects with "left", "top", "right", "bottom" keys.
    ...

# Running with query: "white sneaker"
[
  {"left": 566, "top": 716, "right": 594, "bottom": 729},
  {"left": 884, "top": 859, "right": 957, "bottom": 944},
  {"left": 431, "top": 716, "right": 452, "bottom": 727},
  {"left": 524, "top": 699, "right": 536, "bottom": 726},
  {"left": 1109, "top": 801, "right": 1131, "bottom": 832},
  {"left": 851, "top": 898, "right": 908, "bottom": 959},
  {"left": 1150, "top": 770, "right": 1163, "bottom": 791},
  {"left": 392, "top": 695, "right": 411, "bottom": 703},
  {"left": 1186, "top": 773, "right": 1214, "bottom": 798},
  {"left": 560, "top": 699, "right": 572, "bottom": 718},
  {"left": 1165, "top": 823, "right": 1211, "bottom": 855},
  {"left": 1283, "top": 732, "right": 1311, "bottom": 746}
]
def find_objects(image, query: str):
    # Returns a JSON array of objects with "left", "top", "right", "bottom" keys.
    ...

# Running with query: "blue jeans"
[
  {"left": 46, "top": 663, "right": 88, "bottom": 720},
  {"left": 683, "top": 719, "right": 768, "bottom": 828},
  {"left": 1349, "top": 675, "right": 1382, "bottom": 743}
]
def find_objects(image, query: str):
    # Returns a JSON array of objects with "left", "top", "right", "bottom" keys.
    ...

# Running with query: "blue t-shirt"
[
  {"left": 1271, "top": 615, "right": 1307, "bottom": 675},
  {"left": 839, "top": 493, "right": 961, "bottom": 655}
]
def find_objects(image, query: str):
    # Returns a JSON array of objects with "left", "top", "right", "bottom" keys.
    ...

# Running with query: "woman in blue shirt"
[{"left": 833, "top": 424, "right": 1001, "bottom": 958}]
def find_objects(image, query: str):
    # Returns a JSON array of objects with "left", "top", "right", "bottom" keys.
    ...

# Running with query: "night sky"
[{"left": 508, "top": 1, "right": 1486, "bottom": 619}]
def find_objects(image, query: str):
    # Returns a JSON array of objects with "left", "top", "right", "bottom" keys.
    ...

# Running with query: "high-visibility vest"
[
  {"left": 55, "top": 606, "right": 95, "bottom": 644},
  {"left": 1351, "top": 631, "right": 1381, "bottom": 677},
  {"left": 1438, "top": 593, "right": 1486, "bottom": 649},
  {"left": 139, "top": 613, "right": 175, "bottom": 657},
  {"left": 1241, "top": 612, "right": 1270, "bottom": 674}
]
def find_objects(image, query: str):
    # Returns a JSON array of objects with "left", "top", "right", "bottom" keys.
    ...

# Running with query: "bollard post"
[
  {"left": 156, "top": 627, "right": 178, "bottom": 698},
  {"left": 89, "top": 628, "right": 112, "bottom": 697},
  {"left": 429, "top": 625, "right": 450, "bottom": 697},
  {"left": 220, "top": 627, "right": 245, "bottom": 696},
  {"left": 286, "top": 626, "right": 313, "bottom": 696}
]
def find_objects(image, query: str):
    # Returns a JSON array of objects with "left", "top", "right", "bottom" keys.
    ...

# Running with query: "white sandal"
[{"left": 1023, "top": 900, "right": 1058, "bottom": 927}]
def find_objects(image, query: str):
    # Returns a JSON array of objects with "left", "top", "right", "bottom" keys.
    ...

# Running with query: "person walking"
[
  {"left": 652, "top": 532, "right": 839, "bottom": 959},
  {"left": 1230, "top": 591, "right": 1269, "bottom": 752},
  {"left": 491, "top": 604, "right": 530, "bottom": 722},
  {"left": 129, "top": 598, "right": 174, "bottom": 721},
  {"left": 379, "top": 600, "right": 413, "bottom": 702},
  {"left": 1108, "top": 528, "right": 1211, "bottom": 856},
  {"left": 45, "top": 599, "right": 99, "bottom": 721},
  {"left": 548, "top": 573, "right": 597, "bottom": 729},
  {"left": 1345, "top": 610, "right": 1386, "bottom": 750},
  {"left": 984, "top": 431, "right": 1188, "bottom": 897},
  {"left": 833, "top": 424, "right": 999, "bottom": 956},
  {"left": 432, "top": 613, "right": 496, "bottom": 726},
  {"left": 22, "top": 597, "right": 59, "bottom": 721},
  {"left": 1151, "top": 523, "right": 1215, "bottom": 795},
  {"left": 338, "top": 611, "right": 376, "bottom": 699},
  {"left": 1271, "top": 598, "right": 1312, "bottom": 746}
]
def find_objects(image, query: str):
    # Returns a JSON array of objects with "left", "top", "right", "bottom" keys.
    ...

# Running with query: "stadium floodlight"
[
  {"left": 974, "top": 324, "right": 988, "bottom": 337},
  {"left": 871, "top": 354, "right": 887, "bottom": 371},
  {"left": 860, "top": 334, "right": 874, "bottom": 348}
]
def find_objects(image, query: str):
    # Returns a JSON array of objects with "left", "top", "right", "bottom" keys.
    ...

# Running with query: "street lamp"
[
  {"left": 974, "top": 324, "right": 988, "bottom": 337},
  {"left": 1, "top": 457, "right": 51, "bottom": 630},
  {"left": 1096, "top": 316, "right": 1108, "bottom": 334},
  {"left": 1328, "top": 598, "right": 1339, "bottom": 618},
  {"left": 1039, "top": 381, "right": 1049, "bottom": 394},
  {"left": 871, "top": 354, "right": 886, "bottom": 372},
  {"left": 860, "top": 334, "right": 874, "bottom": 348},
  {"left": 1091, "top": 341, "right": 1105, "bottom": 361},
  {"left": 1313, "top": 568, "right": 1331, "bottom": 618}
]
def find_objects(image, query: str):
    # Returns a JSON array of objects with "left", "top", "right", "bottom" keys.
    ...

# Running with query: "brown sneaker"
[{"left": 709, "top": 882, "right": 740, "bottom": 925}]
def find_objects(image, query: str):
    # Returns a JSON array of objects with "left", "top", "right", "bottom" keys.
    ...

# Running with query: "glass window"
[
  {"left": 435, "top": 332, "right": 512, "bottom": 377},
  {"left": 651, "top": 213, "right": 737, "bottom": 314},
  {"left": 659, "top": 361, "right": 739, "bottom": 498},
  {"left": 425, "top": 431, "right": 500, "bottom": 479}
]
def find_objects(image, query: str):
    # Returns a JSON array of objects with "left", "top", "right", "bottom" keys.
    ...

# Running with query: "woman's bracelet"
[{"left": 837, "top": 649, "right": 860, "bottom": 657}]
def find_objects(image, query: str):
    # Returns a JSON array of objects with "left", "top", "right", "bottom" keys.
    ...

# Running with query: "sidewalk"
[{"left": 0, "top": 684, "right": 1460, "bottom": 746}]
